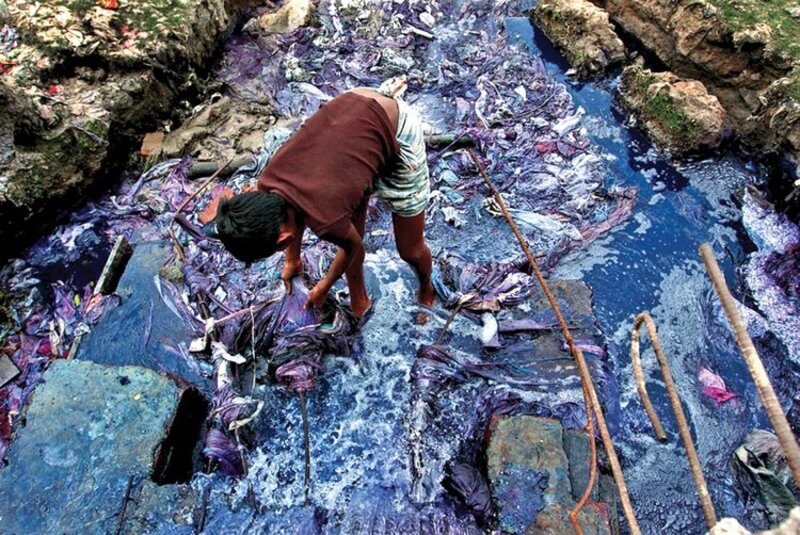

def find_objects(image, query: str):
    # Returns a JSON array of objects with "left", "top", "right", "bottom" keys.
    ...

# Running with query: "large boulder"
[
  {"left": 531, "top": 0, "right": 626, "bottom": 78},
  {"left": 0, "top": 0, "right": 243, "bottom": 258},
  {"left": 619, "top": 65, "right": 728, "bottom": 156},
  {"left": 0, "top": 359, "right": 208, "bottom": 534}
]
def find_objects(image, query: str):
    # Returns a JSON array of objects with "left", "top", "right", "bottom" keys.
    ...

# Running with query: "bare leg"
[
  {"left": 328, "top": 198, "right": 371, "bottom": 317},
  {"left": 392, "top": 211, "right": 435, "bottom": 306}
]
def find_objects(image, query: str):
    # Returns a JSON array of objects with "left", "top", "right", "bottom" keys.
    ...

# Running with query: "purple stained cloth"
[
  {"left": 498, "top": 319, "right": 558, "bottom": 333},
  {"left": 433, "top": 254, "right": 536, "bottom": 313},
  {"left": 445, "top": 463, "right": 492, "bottom": 522},
  {"left": 275, "top": 354, "right": 323, "bottom": 393},
  {"left": 561, "top": 339, "right": 607, "bottom": 358},
  {"left": 203, "top": 427, "right": 243, "bottom": 476}
]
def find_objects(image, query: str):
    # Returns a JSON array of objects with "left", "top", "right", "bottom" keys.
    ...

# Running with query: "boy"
[{"left": 206, "top": 86, "right": 434, "bottom": 318}]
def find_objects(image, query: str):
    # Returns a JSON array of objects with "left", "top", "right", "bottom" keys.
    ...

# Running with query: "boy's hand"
[
  {"left": 280, "top": 259, "right": 303, "bottom": 293},
  {"left": 305, "top": 283, "right": 329, "bottom": 310}
]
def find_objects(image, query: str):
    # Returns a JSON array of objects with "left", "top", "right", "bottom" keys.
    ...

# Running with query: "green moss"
[
  {"left": 707, "top": 0, "right": 800, "bottom": 60},
  {"left": 626, "top": 66, "right": 699, "bottom": 141},
  {"left": 788, "top": 72, "right": 800, "bottom": 101},
  {"left": 645, "top": 92, "right": 699, "bottom": 139}
]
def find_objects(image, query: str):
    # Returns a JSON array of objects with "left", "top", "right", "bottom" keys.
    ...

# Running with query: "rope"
[
  {"left": 630, "top": 312, "right": 717, "bottom": 529},
  {"left": 467, "top": 149, "right": 641, "bottom": 535},
  {"left": 699, "top": 243, "right": 800, "bottom": 487},
  {"left": 569, "top": 382, "right": 598, "bottom": 535}
]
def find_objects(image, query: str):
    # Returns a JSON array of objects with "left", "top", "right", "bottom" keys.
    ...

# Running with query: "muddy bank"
[
  {"left": 0, "top": 0, "right": 261, "bottom": 261},
  {"left": 591, "top": 0, "right": 800, "bottom": 187}
]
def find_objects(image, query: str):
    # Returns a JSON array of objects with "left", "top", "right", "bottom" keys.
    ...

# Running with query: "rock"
[
  {"left": 0, "top": 353, "right": 19, "bottom": 388},
  {"left": 531, "top": 0, "right": 626, "bottom": 78},
  {"left": 125, "top": 480, "right": 198, "bottom": 534},
  {"left": 600, "top": 0, "right": 800, "bottom": 178},
  {"left": 75, "top": 241, "right": 211, "bottom": 388},
  {"left": 487, "top": 416, "right": 613, "bottom": 534},
  {"left": 0, "top": 0, "right": 246, "bottom": 258},
  {"left": 250, "top": 0, "right": 315, "bottom": 34},
  {"left": 708, "top": 517, "right": 752, "bottom": 534},
  {"left": 488, "top": 416, "right": 570, "bottom": 531},
  {"left": 154, "top": 96, "right": 274, "bottom": 164},
  {"left": 619, "top": 65, "right": 727, "bottom": 156},
  {"left": 0, "top": 359, "right": 205, "bottom": 534}
]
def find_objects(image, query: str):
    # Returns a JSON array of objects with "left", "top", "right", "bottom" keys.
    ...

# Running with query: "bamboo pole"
[
  {"left": 699, "top": 243, "right": 800, "bottom": 487},
  {"left": 630, "top": 312, "right": 717, "bottom": 529},
  {"left": 468, "top": 149, "right": 641, "bottom": 535}
]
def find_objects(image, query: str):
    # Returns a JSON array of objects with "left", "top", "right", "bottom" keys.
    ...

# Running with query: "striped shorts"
[{"left": 375, "top": 82, "right": 430, "bottom": 218}]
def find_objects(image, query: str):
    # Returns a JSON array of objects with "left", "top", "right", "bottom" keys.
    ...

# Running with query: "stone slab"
[
  {"left": 0, "top": 360, "right": 181, "bottom": 534},
  {"left": 76, "top": 241, "right": 209, "bottom": 388},
  {"left": 487, "top": 416, "right": 572, "bottom": 532},
  {"left": 0, "top": 353, "right": 20, "bottom": 388},
  {"left": 533, "top": 502, "right": 612, "bottom": 535}
]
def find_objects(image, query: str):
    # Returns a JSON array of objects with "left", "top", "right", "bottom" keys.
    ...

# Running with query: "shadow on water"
[{"left": 508, "top": 16, "right": 798, "bottom": 533}]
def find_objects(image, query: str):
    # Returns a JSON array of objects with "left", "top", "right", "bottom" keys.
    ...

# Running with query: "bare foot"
[
  {"left": 417, "top": 284, "right": 436, "bottom": 307},
  {"left": 352, "top": 297, "right": 372, "bottom": 320}
]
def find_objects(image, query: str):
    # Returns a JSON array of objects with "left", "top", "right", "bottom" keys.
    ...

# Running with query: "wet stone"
[
  {"left": 125, "top": 480, "right": 197, "bottom": 534},
  {"left": 487, "top": 416, "right": 572, "bottom": 531},
  {"left": 0, "top": 360, "right": 183, "bottom": 534},
  {"left": 76, "top": 241, "right": 210, "bottom": 388},
  {"left": 529, "top": 280, "right": 597, "bottom": 330},
  {"left": 487, "top": 416, "right": 614, "bottom": 534}
]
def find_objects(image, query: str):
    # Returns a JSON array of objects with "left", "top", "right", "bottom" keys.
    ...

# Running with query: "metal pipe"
[
  {"left": 467, "top": 149, "right": 641, "bottom": 535},
  {"left": 630, "top": 312, "right": 717, "bottom": 528},
  {"left": 699, "top": 243, "right": 800, "bottom": 487}
]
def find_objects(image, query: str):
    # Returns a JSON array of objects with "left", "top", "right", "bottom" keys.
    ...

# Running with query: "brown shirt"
[{"left": 257, "top": 92, "right": 400, "bottom": 242}]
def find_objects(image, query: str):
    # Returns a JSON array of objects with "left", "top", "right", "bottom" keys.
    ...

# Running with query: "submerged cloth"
[
  {"left": 258, "top": 92, "right": 399, "bottom": 241},
  {"left": 374, "top": 82, "right": 431, "bottom": 218}
]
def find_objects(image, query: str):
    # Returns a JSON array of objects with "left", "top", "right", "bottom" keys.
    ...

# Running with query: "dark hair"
[{"left": 213, "top": 191, "right": 286, "bottom": 263}]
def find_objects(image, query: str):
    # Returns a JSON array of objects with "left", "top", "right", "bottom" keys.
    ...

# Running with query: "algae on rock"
[{"left": 619, "top": 65, "right": 728, "bottom": 156}]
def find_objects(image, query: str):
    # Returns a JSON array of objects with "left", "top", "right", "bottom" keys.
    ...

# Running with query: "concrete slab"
[{"left": 0, "top": 360, "right": 183, "bottom": 534}]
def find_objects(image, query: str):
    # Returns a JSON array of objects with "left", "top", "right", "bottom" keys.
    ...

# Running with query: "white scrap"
[
  {"left": 479, "top": 313, "right": 498, "bottom": 346},
  {"left": 211, "top": 342, "right": 247, "bottom": 365},
  {"left": 419, "top": 11, "right": 435, "bottom": 28}
]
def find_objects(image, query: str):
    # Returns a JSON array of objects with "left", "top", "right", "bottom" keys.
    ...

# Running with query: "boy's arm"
[
  {"left": 281, "top": 220, "right": 305, "bottom": 293},
  {"left": 305, "top": 224, "right": 364, "bottom": 309}
]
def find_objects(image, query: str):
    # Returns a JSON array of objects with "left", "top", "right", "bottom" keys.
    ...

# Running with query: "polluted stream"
[{"left": 1, "top": 1, "right": 799, "bottom": 534}]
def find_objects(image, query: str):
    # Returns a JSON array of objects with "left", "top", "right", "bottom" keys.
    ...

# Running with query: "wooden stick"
[
  {"left": 95, "top": 236, "right": 132, "bottom": 295},
  {"left": 631, "top": 312, "right": 717, "bottom": 529},
  {"left": 300, "top": 391, "right": 312, "bottom": 506},
  {"left": 699, "top": 243, "right": 800, "bottom": 487},
  {"left": 173, "top": 156, "right": 234, "bottom": 217}
]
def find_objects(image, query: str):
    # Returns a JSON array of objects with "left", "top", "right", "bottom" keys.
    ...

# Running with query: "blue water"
[{"left": 508, "top": 16, "right": 797, "bottom": 532}]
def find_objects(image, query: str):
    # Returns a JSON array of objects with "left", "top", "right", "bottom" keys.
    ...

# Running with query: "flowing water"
[{"left": 2, "top": 2, "right": 799, "bottom": 534}]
